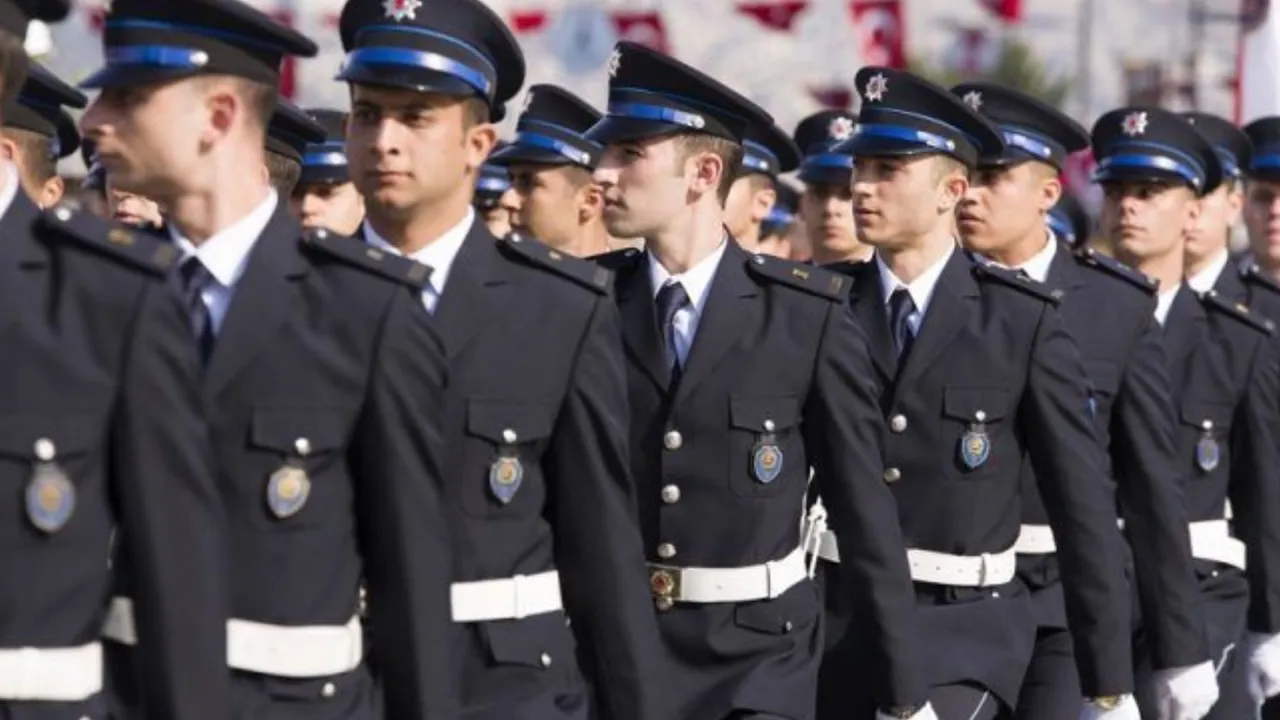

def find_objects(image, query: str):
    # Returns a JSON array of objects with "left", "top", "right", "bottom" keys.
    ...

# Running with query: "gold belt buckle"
[{"left": 646, "top": 563, "right": 682, "bottom": 612}]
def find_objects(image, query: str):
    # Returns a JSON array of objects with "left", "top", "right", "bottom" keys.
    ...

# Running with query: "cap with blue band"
[
  {"left": 1182, "top": 112, "right": 1251, "bottom": 181},
  {"left": 793, "top": 110, "right": 856, "bottom": 186},
  {"left": 1090, "top": 106, "right": 1222, "bottom": 196},
  {"left": 948, "top": 82, "right": 1087, "bottom": 170},
  {"left": 739, "top": 122, "right": 799, "bottom": 179},
  {"left": 296, "top": 109, "right": 351, "bottom": 186},
  {"left": 489, "top": 85, "right": 604, "bottom": 170},
  {"left": 3, "top": 63, "right": 85, "bottom": 160},
  {"left": 265, "top": 98, "right": 326, "bottom": 165}
]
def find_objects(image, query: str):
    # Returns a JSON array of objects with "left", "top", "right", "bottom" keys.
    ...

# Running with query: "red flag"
[
  {"left": 850, "top": 1, "right": 905, "bottom": 69},
  {"left": 807, "top": 85, "right": 855, "bottom": 110},
  {"left": 978, "top": 0, "right": 1022, "bottom": 22},
  {"left": 510, "top": 10, "right": 549, "bottom": 34},
  {"left": 269, "top": 10, "right": 296, "bottom": 99},
  {"left": 735, "top": 1, "right": 810, "bottom": 32},
  {"left": 612, "top": 11, "right": 669, "bottom": 53}
]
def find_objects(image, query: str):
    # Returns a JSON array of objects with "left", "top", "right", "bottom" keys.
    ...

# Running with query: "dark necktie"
[
  {"left": 655, "top": 281, "right": 691, "bottom": 380},
  {"left": 177, "top": 255, "right": 216, "bottom": 364},
  {"left": 888, "top": 287, "right": 917, "bottom": 361}
]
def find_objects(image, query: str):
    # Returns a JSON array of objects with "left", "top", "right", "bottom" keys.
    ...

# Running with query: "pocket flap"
[
  {"left": 481, "top": 612, "right": 570, "bottom": 669},
  {"left": 466, "top": 399, "right": 557, "bottom": 443},
  {"left": 942, "top": 386, "right": 1009, "bottom": 422},
  {"left": 0, "top": 414, "right": 101, "bottom": 459},
  {"left": 1179, "top": 400, "right": 1234, "bottom": 430},
  {"left": 250, "top": 409, "right": 348, "bottom": 453},
  {"left": 729, "top": 396, "right": 802, "bottom": 432},
  {"left": 733, "top": 582, "right": 819, "bottom": 635}
]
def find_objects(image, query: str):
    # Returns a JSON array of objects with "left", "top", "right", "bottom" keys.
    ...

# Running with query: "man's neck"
[
  {"left": 367, "top": 190, "right": 472, "bottom": 255},
  {"left": 1184, "top": 242, "right": 1228, "bottom": 279},
  {"left": 983, "top": 224, "right": 1050, "bottom": 268},
  {"left": 734, "top": 224, "right": 762, "bottom": 253},
  {"left": 165, "top": 178, "right": 271, "bottom": 246},
  {"left": 1117, "top": 242, "right": 1184, "bottom": 292},
  {"left": 569, "top": 219, "right": 616, "bottom": 258},
  {"left": 645, "top": 201, "right": 725, "bottom": 274},
  {"left": 877, "top": 226, "right": 955, "bottom": 284}
]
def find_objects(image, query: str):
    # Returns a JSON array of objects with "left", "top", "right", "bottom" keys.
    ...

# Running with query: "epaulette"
[
  {"left": 1201, "top": 289, "right": 1276, "bottom": 335},
  {"left": 300, "top": 227, "right": 431, "bottom": 289},
  {"left": 745, "top": 253, "right": 846, "bottom": 300},
  {"left": 972, "top": 263, "right": 1062, "bottom": 304},
  {"left": 1074, "top": 246, "right": 1159, "bottom": 295},
  {"left": 1240, "top": 262, "right": 1280, "bottom": 298},
  {"left": 40, "top": 201, "right": 179, "bottom": 277},
  {"left": 589, "top": 246, "right": 643, "bottom": 273},
  {"left": 500, "top": 232, "right": 612, "bottom": 294}
]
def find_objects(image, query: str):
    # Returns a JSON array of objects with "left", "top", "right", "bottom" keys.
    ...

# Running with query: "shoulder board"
[
  {"left": 301, "top": 228, "right": 431, "bottom": 289},
  {"left": 40, "top": 202, "right": 179, "bottom": 277},
  {"left": 745, "top": 253, "right": 847, "bottom": 300},
  {"left": 1201, "top": 289, "right": 1275, "bottom": 335},
  {"left": 589, "top": 246, "right": 643, "bottom": 273},
  {"left": 1240, "top": 262, "right": 1280, "bottom": 298},
  {"left": 1074, "top": 246, "right": 1158, "bottom": 295},
  {"left": 501, "top": 232, "right": 611, "bottom": 294},
  {"left": 972, "top": 263, "right": 1062, "bottom": 304}
]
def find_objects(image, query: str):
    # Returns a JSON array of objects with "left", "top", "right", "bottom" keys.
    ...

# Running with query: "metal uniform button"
[
  {"left": 655, "top": 596, "right": 674, "bottom": 611},
  {"left": 783, "top": 620, "right": 793, "bottom": 633},
  {"left": 321, "top": 682, "right": 335, "bottom": 698},
  {"left": 657, "top": 542, "right": 677, "bottom": 559},
  {"left": 294, "top": 437, "right": 311, "bottom": 456},
  {"left": 34, "top": 438, "right": 55, "bottom": 461},
  {"left": 663, "top": 430, "right": 683, "bottom": 450},
  {"left": 502, "top": 428, "right": 518, "bottom": 444},
  {"left": 883, "top": 467, "right": 902, "bottom": 483},
  {"left": 540, "top": 652, "right": 552, "bottom": 668},
  {"left": 661, "top": 484, "right": 681, "bottom": 504},
  {"left": 889, "top": 414, "right": 907, "bottom": 433}
]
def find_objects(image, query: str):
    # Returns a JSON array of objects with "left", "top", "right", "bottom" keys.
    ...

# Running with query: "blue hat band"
[
  {"left": 303, "top": 142, "right": 348, "bottom": 168},
  {"left": 801, "top": 152, "right": 854, "bottom": 171},
  {"left": 513, "top": 131, "right": 593, "bottom": 166},
  {"left": 1000, "top": 128, "right": 1056, "bottom": 161},
  {"left": 1093, "top": 153, "right": 1203, "bottom": 188},
  {"left": 764, "top": 206, "right": 795, "bottom": 225},
  {"left": 340, "top": 47, "right": 492, "bottom": 97},
  {"left": 1213, "top": 147, "right": 1241, "bottom": 178},
  {"left": 107, "top": 18, "right": 289, "bottom": 53},
  {"left": 104, "top": 45, "right": 211, "bottom": 71},
  {"left": 607, "top": 102, "right": 707, "bottom": 132},
  {"left": 853, "top": 123, "right": 959, "bottom": 154},
  {"left": 476, "top": 176, "right": 510, "bottom": 193},
  {"left": 742, "top": 140, "right": 779, "bottom": 174},
  {"left": 1252, "top": 153, "right": 1280, "bottom": 172},
  {"left": 1047, "top": 212, "right": 1074, "bottom": 241},
  {"left": 742, "top": 154, "right": 771, "bottom": 173}
]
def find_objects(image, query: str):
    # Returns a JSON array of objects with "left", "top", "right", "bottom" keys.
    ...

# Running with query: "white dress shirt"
[
  {"left": 0, "top": 162, "right": 22, "bottom": 223},
  {"left": 988, "top": 232, "right": 1059, "bottom": 283},
  {"left": 875, "top": 243, "right": 955, "bottom": 337},
  {"left": 363, "top": 207, "right": 475, "bottom": 314},
  {"left": 1154, "top": 285, "right": 1182, "bottom": 326},
  {"left": 1186, "top": 249, "right": 1231, "bottom": 295},
  {"left": 169, "top": 190, "right": 279, "bottom": 335},
  {"left": 647, "top": 241, "right": 727, "bottom": 367}
]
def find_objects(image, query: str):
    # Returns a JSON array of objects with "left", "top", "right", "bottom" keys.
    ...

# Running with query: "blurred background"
[{"left": 30, "top": 0, "right": 1278, "bottom": 231}]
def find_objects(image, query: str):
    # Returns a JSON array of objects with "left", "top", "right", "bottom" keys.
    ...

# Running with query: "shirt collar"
[
  {"left": 0, "top": 162, "right": 23, "bottom": 222},
  {"left": 875, "top": 243, "right": 955, "bottom": 315},
  {"left": 1186, "top": 249, "right": 1231, "bottom": 294},
  {"left": 647, "top": 240, "right": 728, "bottom": 316},
  {"left": 363, "top": 207, "right": 474, "bottom": 295},
  {"left": 990, "top": 232, "right": 1058, "bottom": 283},
  {"left": 169, "top": 190, "right": 279, "bottom": 288},
  {"left": 1155, "top": 284, "right": 1182, "bottom": 325}
]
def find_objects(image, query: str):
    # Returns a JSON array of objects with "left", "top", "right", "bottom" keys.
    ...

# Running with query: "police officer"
[
  {"left": 723, "top": 118, "right": 799, "bottom": 253},
  {"left": 1093, "top": 105, "right": 1280, "bottom": 718},
  {"left": 1189, "top": 113, "right": 1280, "bottom": 713},
  {"left": 587, "top": 42, "right": 930, "bottom": 720},
  {"left": 954, "top": 83, "right": 1215, "bottom": 720},
  {"left": 0, "top": 1, "right": 231, "bottom": 718},
  {"left": 792, "top": 109, "right": 873, "bottom": 264},
  {"left": 487, "top": 84, "right": 616, "bottom": 257},
  {"left": 756, "top": 180, "right": 799, "bottom": 259},
  {"left": 289, "top": 108, "right": 365, "bottom": 235},
  {"left": 475, "top": 144, "right": 520, "bottom": 237},
  {"left": 1243, "top": 118, "right": 1280, "bottom": 282},
  {"left": 264, "top": 96, "right": 326, "bottom": 198},
  {"left": 335, "top": 2, "right": 667, "bottom": 718},
  {"left": 78, "top": 1, "right": 456, "bottom": 718},
  {"left": 1, "top": 62, "right": 82, "bottom": 206},
  {"left": 812, "top": 68, "right": 1136, "bottom": 720}
]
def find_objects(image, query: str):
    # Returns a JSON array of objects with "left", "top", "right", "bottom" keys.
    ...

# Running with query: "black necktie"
[
  {"left": 177, "top": 255, "right": 216, "bottom": 364},
  {"left": 655, "top": 281, "right": 691, "bottom": 379},
  {"left": 888, "top": 287, "right": 917, "bottom": 361}
]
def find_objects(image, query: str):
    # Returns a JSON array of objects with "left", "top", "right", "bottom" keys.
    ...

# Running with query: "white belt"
[
  {"left": 647, "top": 545, "right": 807, "bottom": 603},
  {"left": 807, "top": 525, "right": 1015, "bottom": 587},
  {"left": 450, "top": 570, "right": 563, "bottom": 623},
  {"left": 102, "top": 597, "right": 363, "bottom": 678},
  {"left": 1190, "top": 519, "right": 1247, "bottom": 570},
  {"left": 0, "top": 642, "right": 102, "bottom": 701},
  {"left": 1014, "top": 524, "right": 1057, "bottom": 555}
]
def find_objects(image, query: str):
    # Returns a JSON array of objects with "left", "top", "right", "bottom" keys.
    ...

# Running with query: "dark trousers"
[
  {"left": 934, "top": 682, "right": 1004, "bottom": 720},
  {"left": 1013, "top": 626, "right": 1079, "bottom": 720}
]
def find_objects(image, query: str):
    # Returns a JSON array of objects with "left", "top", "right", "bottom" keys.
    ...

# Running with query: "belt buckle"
[{"left": 646, "top": 563, "right": 681, "bottom": 612}]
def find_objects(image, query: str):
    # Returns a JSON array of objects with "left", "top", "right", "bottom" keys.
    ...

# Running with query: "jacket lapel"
[
  {"left": 1045, "top": 241, "right": 1088, "bottom": 295},
  {"left": 204, "top": 204, "right": 309, "bottom": 396},
  {"left": 893, "top": 250, "right": 978, "bottom": 393},
  {"left": 432, "top": 223, "right": 506, "bottom": 360},
  {"left": 672, "top": 242, "right": 761, "bottom": 402},
  {"left": 1160, "top": 285, "right": 1204, "bottom": 390},
  {"left": 847, "top": 261, "right": 896, "bottom": 382},
  {"left": 1211, "top": 263, "right": 1249, "bottom": 303},
  {"left": 0, "top": 194, "right": 47, "bottom": 338},
  {"left": 616, "top": 256, "right": 670, "bottom": 391}
]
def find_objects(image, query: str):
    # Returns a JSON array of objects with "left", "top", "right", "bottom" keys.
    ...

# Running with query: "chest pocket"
[
  {"left": 941, "top": 386, "right": 1009, "bottom": 477},
  {"left": 728, "top": 395, "right": 802, "bottom": 498},
  {"left": 247, "top": 409, "right": 350, "bottom": 530},
  {"left": 461, "top": 399, "right": 557, "bottom": 517},
  {"left": 0, "top": 412, "right": 105, "bottom": 544},
  {"left": 1178, "top": 400, "right": 1233, "bottom": 476}
]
